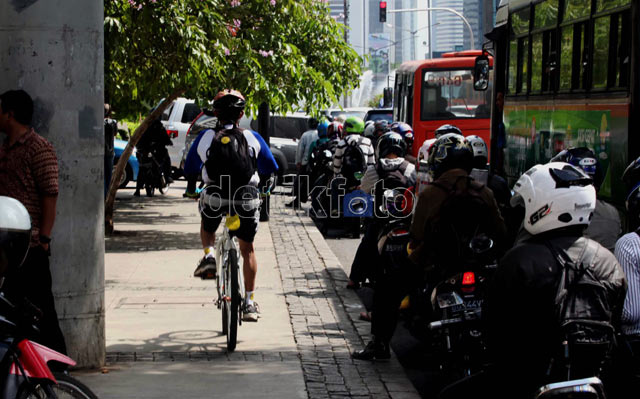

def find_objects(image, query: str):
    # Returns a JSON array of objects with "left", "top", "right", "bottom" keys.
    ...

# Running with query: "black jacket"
[{"left": 484, "top": 229, "right": 627, "bottom": 396}]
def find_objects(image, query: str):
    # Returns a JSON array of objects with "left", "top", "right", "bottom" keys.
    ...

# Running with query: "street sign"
[{"left": 379, "top": 1, "right": 387, "bottom": 23}]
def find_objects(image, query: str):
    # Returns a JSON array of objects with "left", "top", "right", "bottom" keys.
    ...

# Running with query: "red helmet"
[{"left": 327, "top": 121, "right": 344, "bottom": 140}]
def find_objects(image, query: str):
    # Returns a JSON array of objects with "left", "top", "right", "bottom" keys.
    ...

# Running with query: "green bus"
[{"left": 482, "top": 0, "right": 637, "bottom": 205}]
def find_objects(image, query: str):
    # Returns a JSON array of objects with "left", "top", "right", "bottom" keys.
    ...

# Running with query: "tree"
[{"left": 104, "top": 0, "right": 362, "bottom": 233}]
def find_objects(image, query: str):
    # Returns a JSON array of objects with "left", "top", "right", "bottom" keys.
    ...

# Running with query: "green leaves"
[{"left": 105, "top": 0, "right": 362, "bottom": 118}]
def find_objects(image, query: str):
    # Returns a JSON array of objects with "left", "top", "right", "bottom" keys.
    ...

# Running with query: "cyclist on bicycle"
[{"left": 193, "top": 89, "right": 275, "bottom": 322}]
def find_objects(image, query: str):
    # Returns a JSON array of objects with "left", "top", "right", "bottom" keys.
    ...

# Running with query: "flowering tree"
[{"left": 104, "top": 0, "right": 362, "bottom": 233}]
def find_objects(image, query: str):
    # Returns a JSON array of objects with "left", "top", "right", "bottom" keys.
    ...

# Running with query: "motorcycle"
[
  {"left": 0, "top": 293, "right": 97, "bottom": 398},
  {"left": 138, "top": 146, "right": 170, "bottom": 197},
  {"left": 428, "top": 235, "right": 498, "bottom": 378}
]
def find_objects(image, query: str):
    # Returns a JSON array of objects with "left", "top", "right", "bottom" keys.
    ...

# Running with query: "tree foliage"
[
  {"left": 104, "top": 0, "right": 362, "bottom": 233},
  {"left": 105, "top": 0, "right": 362, "bottom": 117}
]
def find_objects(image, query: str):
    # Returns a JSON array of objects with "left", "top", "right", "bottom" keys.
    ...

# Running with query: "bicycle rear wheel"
[{"left": 225, "top": 248, "right": 239, "bottom": 352}]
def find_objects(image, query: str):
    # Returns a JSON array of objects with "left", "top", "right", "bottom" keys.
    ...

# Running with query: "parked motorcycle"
[
  {"left": 138, "top": 146, "right": 170, "bottom": 197},
  {"left": 0, "top": 294, "right": 97, "bottom": 398}
]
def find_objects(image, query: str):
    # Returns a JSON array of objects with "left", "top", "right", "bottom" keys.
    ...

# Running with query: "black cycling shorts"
[{"left": 200, "top": 203, "right": 260, "bottom": 243}]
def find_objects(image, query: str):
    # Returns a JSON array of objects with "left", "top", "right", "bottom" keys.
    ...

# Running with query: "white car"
[{"left": 160, "top": 97, "right": 201, "bottom": 175}]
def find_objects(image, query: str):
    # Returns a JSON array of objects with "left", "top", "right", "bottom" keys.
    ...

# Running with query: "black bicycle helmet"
[
  {"left": 550, "top": 147, "right": 603, "bottom": 189},
  {"left": 434, "top": 124, "right": 462, "bottom": 138},
  {"left": 376, "top": 132, "right": 407, "bottom": 159},
  {"left": 623, "top": 156, "right": 640, "bottom": 227},
  {"left": 427, "top": 133, "right": 473, "bottom": 179},
  {"left": 212, "top": 89, "right": 245, "bottom": 122}
]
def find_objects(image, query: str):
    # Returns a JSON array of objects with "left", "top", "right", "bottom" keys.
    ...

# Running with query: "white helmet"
[
  {"left": 418, "top": 138, "right": 437, "bottom": 163},
  {"left": 0, "top": 196, "right": 32, "bottom": 276},
  {"left": 466, "top": 135, "right": 488, "bottom": 168},
  {"left": 364, "top": 121, "right": 376, "bottom": 139},
  {"left": 511, "top": 162, "right": 595, "bottom": 235}
]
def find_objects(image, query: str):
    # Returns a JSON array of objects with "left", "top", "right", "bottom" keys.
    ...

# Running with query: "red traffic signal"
[{"left": 379, "top": 1, "right": 387, "bottom": 23}]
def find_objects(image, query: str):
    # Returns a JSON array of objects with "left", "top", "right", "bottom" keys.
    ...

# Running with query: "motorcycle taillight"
[{"left": 462, "top": 272, "right": 476, "bottom": 286}]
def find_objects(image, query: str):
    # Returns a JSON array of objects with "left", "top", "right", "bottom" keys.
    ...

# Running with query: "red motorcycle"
[
  {"left": 0, "top": 294, "right": 97, "bottom": 398},
  {"left": 0, "top": 196, "right": 97, "bottom": 398}
]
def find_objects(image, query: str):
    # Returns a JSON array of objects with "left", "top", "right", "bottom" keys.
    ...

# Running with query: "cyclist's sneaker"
[
  {"left": 183, "top": 191, "right": 200, "bottom": 199},
  {"left": 193, "top": 256, "right": 216, "bottom": 279},
  {"left": 243, "top": 302, "right": 260, "bottom": 322}
]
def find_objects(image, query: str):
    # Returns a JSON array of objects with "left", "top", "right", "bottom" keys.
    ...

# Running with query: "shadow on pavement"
[{"left": 106, "top": 230, "right": 202, "bottom": 253}]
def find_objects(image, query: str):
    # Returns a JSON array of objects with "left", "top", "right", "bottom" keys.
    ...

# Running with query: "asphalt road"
[{"left": 321, "top": 223, "right": 444, "bottom": 398}]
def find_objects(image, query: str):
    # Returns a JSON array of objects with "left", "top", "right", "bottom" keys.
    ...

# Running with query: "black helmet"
[
  {"left": 373, "top": 120, "right": 390, "bottom": 138},
  {"left": 0, "top": 197, "right": 31, "bottom": 278},
  {"left": 427, "top": 133, "right": 473, "bottom": 179},
  {"left": 550, "top": 147, "right": 603, "bottom": 189},
  {"left": 376, "top": 132, "right": 407, "bottom": 159},
  {"left": 434, "top": 124, "right": 462, "bottom": 138},
  {"left": 623, "top": 155, "right": 640, "bottom": 190},
  {"left": 212, "top": 89, "right": 246, "bottom": 122}
]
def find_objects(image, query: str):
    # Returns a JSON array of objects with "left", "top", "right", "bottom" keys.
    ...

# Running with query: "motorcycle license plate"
[{"left": 464, "top": 299, "right": 483, "bottom": 310}]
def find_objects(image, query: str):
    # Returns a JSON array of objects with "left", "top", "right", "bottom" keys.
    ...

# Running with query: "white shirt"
[
  {"left": 615, "top": 231, "right": 640, "bottom": 336},
  {"left": 197, "top": 125, "right": 261, "bottom": 186}
]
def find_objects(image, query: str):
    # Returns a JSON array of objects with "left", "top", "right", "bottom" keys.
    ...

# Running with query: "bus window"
[
  {"left": 508, "top": 39, "right": 518, "bottom": 94},
  {"left": 563, "top": 22, "right": 588, "bottom": 91},
  {"left": 421, "top": 69, "right": 491, "bottom": 120},
  {"left": 592, "top": 16, "right": 610, "bottom": 89},
  {"left": 559, "top": 26, "right": 573, "bottom": 90},
  {"left": 512, "top": 8, "right": 530, "bottom": 35},
  {"left": 596, "top": 0, "right": 630, "bottom": 13},
  {"left": 534, "top": 0, "right": 558, "bottom": 29},
  {"left": 517, "top": 37, "right": 529, "bottom": 94},
  {"left": 563, "top": 0, "right": 590, "bottom": 22},
  {"left": 531, "top": 34, "right": 543, "bottom": 92},
  {"left": 614, "top": 12, "right": 631, "bottom": 88}
]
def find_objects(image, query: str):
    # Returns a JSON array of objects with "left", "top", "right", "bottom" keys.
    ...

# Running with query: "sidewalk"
[{"left": 74, "top": 181, "right": 419, "bottom": 398}]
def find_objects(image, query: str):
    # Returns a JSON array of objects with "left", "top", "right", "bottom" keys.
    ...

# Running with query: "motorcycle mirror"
[
  {"left": 473, "top": 55, "right": 490, "bottom": 91},
  {"left": 469, "top": 235, "right": 493, "bottom": 254}
]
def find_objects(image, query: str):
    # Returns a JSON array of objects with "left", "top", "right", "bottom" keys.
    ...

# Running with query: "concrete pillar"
[{"left": 0, "top": 1, "right": 104, "bottom": 367}]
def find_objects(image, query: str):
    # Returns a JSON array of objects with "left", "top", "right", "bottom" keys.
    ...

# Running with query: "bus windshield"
[{"left": 421, "top": 69, "right": 492, "bottom": 120}]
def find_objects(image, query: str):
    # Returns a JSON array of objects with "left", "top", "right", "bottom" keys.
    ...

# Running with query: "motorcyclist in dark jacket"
[
  {"left": 483, "top": 162, "right": 627, "bottom": 398},
  {"left": 350, "top": 133, "right": 417, "bottom": 361}
]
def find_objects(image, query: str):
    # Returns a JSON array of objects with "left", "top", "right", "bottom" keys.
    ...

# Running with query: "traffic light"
[{"left": 379, "top": 1, "right": 387, "bottom": 23}]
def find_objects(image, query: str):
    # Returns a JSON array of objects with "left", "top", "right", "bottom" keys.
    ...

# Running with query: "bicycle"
[{"left": 214, "top": 213, "right": 246, "bottom": 352}]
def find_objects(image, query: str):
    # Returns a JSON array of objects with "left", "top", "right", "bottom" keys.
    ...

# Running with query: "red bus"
[{"left": 393, "top": 50, "right": 493, "bottom": 156}]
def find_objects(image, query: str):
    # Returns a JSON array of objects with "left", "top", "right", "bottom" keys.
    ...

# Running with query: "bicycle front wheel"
[{"left": 225, "top": 248, "right": 239, "bottom": 352}]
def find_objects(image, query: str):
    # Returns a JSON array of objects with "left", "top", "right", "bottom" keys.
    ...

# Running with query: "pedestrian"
[
  {"left": 287, "top": 118, "right": 319, "bottom": 208},
  {"left": 0, "top": 89, "right": 67, "bottom": 357},
  {"left": 104, "top": 103, "right": 117, "bottom": 198}
]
